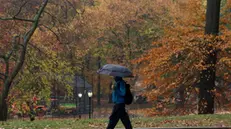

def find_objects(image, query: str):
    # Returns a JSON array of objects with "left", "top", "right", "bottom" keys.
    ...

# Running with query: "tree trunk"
[
  {"left": 198, "top": 51, "right": 217, "bottom": 114},
  {"left": 198, "top": 0, "right": 221, "bottom": 114},
  {"left": 176, "top": 86, "right": 185, "bottom": 108},
  {"left": 0, "top": 100, "right": 8, "bottom": 121},
  {"left": 97, "top": 56, "right": 101, "bottom": 106},
  {"left": 0, "top": 82, "right": 11, "bottom": 121},
  {"left": 82, "top": 61, "right": 86, "bottom": 112},
  {"left": 205, "top": 0, "right": 221, "bottom": 35}
]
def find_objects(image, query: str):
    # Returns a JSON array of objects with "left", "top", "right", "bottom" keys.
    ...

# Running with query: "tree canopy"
[{"left": 1, "top": 0, "right": 231, "bottom": 120}]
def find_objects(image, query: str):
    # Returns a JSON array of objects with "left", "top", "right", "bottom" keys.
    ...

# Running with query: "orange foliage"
[{"left": 135, "top": 0, "right": 231, "bottom": 115}]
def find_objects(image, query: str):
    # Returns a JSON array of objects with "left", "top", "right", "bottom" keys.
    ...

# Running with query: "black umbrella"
[{"left": 97, "top": 64, "right": 133, "bottom": 77}]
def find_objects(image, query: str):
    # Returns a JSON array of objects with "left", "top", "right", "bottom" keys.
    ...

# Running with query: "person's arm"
[{"left": 115, "top": 81, "right": 126, "bottom": 96}]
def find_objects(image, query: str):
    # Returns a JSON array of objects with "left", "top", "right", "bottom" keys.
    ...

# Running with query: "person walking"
[{"left": 106, "top": 76, "right": 132, "bottom": 129}]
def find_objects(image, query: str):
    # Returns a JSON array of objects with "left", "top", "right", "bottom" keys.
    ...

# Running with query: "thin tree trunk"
[
  {"left": 198, "top": 0, "right": 221, "bottom": 114},
  {"left": 97, "top": 56, "right": 101, "bottom": 106},
  {"left": 176, "top": 86, "right": 185, "bottom": 108},
  {"left": 82, "top": 61, "right": 86, "bottom": 112}
]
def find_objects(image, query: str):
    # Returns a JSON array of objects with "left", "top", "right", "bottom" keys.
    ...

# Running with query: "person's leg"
[
  {"left": 106, "top": 104, "right": 120, "bottom": 129},
  {"left": 121, "top": 111, "right": 132, "bottom": 129},
  {"left": 119, "top": 105, "right": 132, "bottom": 129}
]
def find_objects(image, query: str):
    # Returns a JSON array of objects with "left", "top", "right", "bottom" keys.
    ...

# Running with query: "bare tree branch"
[
  {"left": 0, "top": 1, "right": 34, "bottom": 22},
  {"left": 43, "top": 11, "right": 58, "bottom": 26},
  {"left": 28, "top": 43, "right": 56, "bottom": 60},
  {"left": 39, "top": 24, "right": 61, "bottom": 42},
  {"left": 28, "top": 43, "right": 45, "bottom": 55},
  {"left": 0, "top": 17, "right": 35, "bottom": 22},
  {"left": 66, "top": 0, "right": 78, "bottom": 14},
  {"left": 65, "top": 0, "right": 85, "bottom": 15},
  {"left": 14, "top": 1, "right": 28, "bottom": 17},
  {"left": 25, "top": 1, "right": 48, "bottom": 38}
]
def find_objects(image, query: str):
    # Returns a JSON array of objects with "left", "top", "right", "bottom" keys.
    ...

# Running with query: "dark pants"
[{"left": 106, "top": 103, "right": 132, "bottom": 129}]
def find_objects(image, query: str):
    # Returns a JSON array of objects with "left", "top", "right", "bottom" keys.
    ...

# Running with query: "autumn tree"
[
  {"left": 4, "top": 0, "right": 87, "bottom": 117},
  {"left": 0, "top": 0, "right": 48, "bottom": 121},
  {"left": 198, "top": 0, "right": 221, "bottom": 114},
  {"left": 135, "top": 0, "right": 231, "bottom": 116},
  {"left": 84, "top": 0, "right": 166, "bottom": 66}
]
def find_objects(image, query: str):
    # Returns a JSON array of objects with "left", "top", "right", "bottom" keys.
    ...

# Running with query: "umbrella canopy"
[{"left": 97, "top": 64, "right": 133, "bottom": 77}]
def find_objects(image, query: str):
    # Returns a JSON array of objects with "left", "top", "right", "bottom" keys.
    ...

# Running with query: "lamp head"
[
  {"left": 88, "top": 91, "right": 93, "bottom": 97},
  {"left": 78, "top": 93, "right": 82, "bottom": 98}
]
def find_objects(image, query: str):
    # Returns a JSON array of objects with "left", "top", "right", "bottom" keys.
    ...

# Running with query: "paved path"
[{"left": 116, "top": 127, "right": 231, "bottom": 129}]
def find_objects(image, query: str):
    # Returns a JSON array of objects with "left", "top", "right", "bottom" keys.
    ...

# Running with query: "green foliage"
[{"left": 9, "top": 47, "right": 74, "bottom": 110}]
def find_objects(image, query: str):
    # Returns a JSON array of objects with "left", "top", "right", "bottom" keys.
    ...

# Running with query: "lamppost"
[
  {"left": 87, "top": 91, "right": 93, "bottom": 119},
  {"left": 78, "top": 93, "right": 82, "bottom": 119}
]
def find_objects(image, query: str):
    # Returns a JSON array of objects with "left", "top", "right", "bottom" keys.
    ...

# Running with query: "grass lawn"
[
  {"left": 0, "top": 114, "right": 231, "bottom": 129},
  {"left": 60, "top": 103, "right": 76, "bottom": 108}
]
